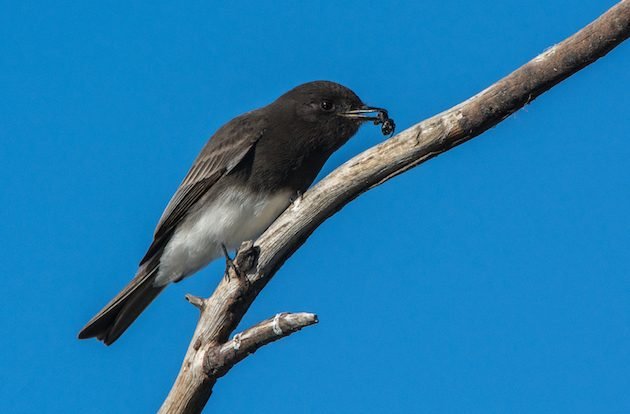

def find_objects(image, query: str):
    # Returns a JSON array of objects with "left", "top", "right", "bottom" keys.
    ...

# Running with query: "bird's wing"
[{"left": 139, "top": 112, "right": 267, "bottom": 265}]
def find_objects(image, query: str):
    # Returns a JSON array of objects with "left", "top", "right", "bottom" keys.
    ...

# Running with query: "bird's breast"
[{"left": 154, "top": 187, "right": 292, "bottom": 286}]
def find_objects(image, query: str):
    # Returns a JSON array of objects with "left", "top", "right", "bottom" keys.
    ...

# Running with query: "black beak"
[
  {"left": 339, "top": 106, "right": 389, "bottom": 121},
  {"left": 339, "top": 106, "right": 396, "bottom": 136}
]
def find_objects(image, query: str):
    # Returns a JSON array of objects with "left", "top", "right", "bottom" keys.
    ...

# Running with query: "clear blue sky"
[{"left": 1, "top": 1, "right": 628, "bottom": 413}]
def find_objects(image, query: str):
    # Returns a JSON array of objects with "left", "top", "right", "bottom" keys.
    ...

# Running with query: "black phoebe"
[{"left": 79, "top": 80, "right": 394, "bottom": 345}]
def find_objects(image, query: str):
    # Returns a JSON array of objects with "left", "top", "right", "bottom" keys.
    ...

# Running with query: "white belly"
[{"left": 154, "top": 188, "right": 292, "bottom": 286}]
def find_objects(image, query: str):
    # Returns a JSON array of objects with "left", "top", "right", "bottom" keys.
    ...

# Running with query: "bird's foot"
[{"left": 221, "top": 243, "right": 240, "bottom": 280}]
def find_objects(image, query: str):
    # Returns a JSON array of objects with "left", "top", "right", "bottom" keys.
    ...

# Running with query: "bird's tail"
[{"left": 78, "top": 259, "right": 165, "bottom": 345}]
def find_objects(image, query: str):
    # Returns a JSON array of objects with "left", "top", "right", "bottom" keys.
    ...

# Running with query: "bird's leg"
[{"left": 221, "top": 243, "right": 240, "bottom": 280}]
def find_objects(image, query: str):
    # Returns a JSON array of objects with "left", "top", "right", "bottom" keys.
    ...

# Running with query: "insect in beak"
[{"left": 339, "top": 106, "right": 396, "bottom": 136}]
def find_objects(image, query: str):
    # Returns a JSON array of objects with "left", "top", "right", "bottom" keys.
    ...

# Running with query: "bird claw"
[{"left": 221, "top": 243, "right": 240, "bottom": 280}]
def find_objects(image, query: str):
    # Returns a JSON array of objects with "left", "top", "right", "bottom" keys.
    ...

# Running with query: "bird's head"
[{"left": 274, "top": 81, "right": 395, "bottom": 149}]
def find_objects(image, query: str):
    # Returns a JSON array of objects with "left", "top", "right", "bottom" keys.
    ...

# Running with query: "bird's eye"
[{"left": 320, "top": 100, "right": 335, "bottom": 112}]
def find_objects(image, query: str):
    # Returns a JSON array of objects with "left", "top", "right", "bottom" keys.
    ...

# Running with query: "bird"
[{"left": 78, "top": 80, "right": 394, "bottom": 345}]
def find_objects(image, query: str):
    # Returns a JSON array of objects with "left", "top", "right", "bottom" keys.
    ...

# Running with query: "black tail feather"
[
  {"left": 79, "top": 259, "right": 164, "bottom": 345},
  {"left": 102, "top": 283, "right": 164, "bottom": 345}
]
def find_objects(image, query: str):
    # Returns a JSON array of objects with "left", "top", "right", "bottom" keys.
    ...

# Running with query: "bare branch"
[
  {"left": 212, "top": 313, "right": 318, "bottom": 376},
  {"left": 159, "top": 2, "right": 630, "bottom": 413}
]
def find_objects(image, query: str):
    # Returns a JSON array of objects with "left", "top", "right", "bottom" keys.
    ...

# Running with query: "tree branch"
[
  {"left": 215, "top": 312, "right": 318, "bottom": 375},
  {"left": 159, "top": 2, "right": 630, "bottom": 413}
]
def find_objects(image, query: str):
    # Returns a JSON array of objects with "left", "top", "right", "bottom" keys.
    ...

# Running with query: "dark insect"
[
  {"left": 339, "top": 106, "right": 395, "bottom": 137},
  {"left": 375, "top": 109, "right": 395, "bottom": 136}
]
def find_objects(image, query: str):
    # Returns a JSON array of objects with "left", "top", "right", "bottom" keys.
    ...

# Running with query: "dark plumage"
[{"left": 79, "top": 80, "right": 393, "bottom": 345}]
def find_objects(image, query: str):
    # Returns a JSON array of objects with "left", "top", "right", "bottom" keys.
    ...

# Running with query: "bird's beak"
[
  {"left": 339, "top": 106, "right": 396, "bottom": 136},
  {"left": 339, "top": 106, "right": 389, "bottom": 121}
]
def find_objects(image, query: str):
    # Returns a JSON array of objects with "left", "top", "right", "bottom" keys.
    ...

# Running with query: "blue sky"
[{"left": 1, "top": 1, "right": 628, "bottom": 413}]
